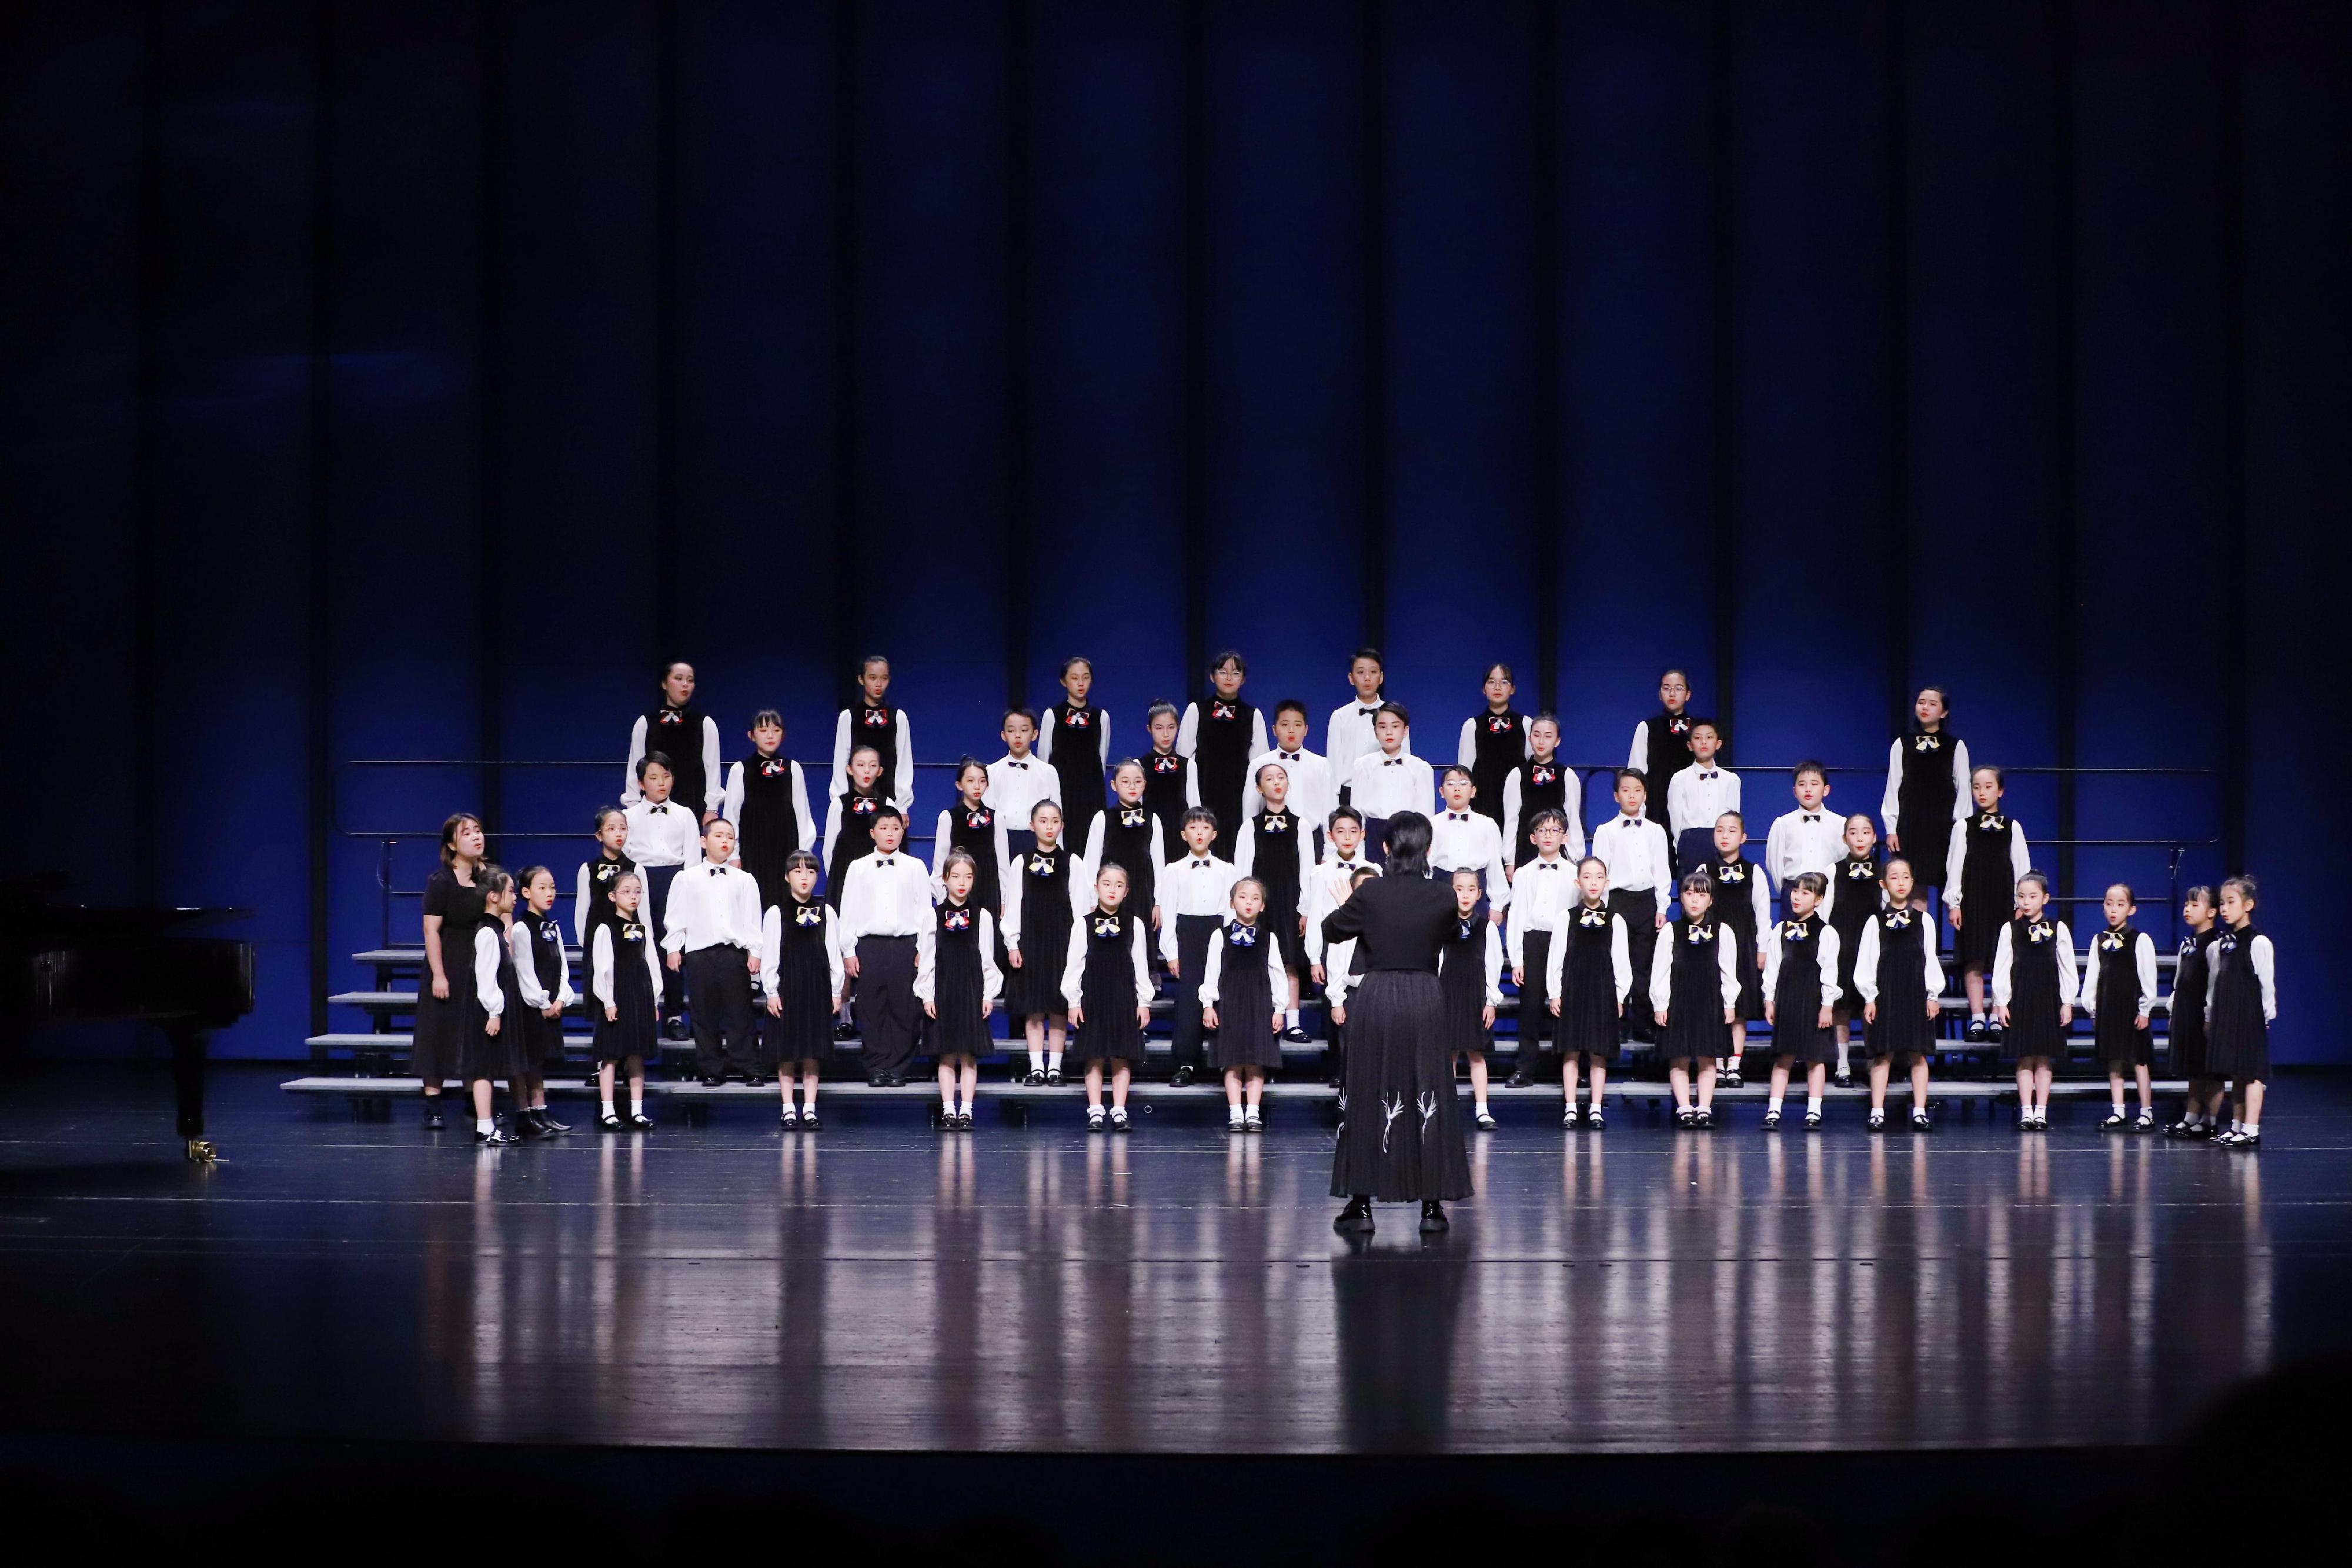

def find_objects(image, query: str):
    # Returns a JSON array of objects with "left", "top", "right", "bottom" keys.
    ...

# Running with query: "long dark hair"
[{"left": 1384, "top": 811, "right": 1434, "bottom": 878}]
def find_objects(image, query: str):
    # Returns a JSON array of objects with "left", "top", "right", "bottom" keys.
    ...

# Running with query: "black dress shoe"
[
  {"left": 1833, "top": 1072, "right": 1855, "bottom": 1089},
  {"left": 516, "top": 1110, "right": 553, "bottom": 1138},
  {"left": 1045, "top": 1068, "right": 1064, "bottom": 1087},
  {"left": 800, "top": 1110, "right": 821, "bottom": 1131},
  {"left": 834, "top": 1019, "right": 858, "bottom": 1041},
  {"left": 422, "top": 1103, "right": 445, "bottom": 1131},
  {"left": 475, "top": 1124, "right": 520, "bottom": 1146},
  {"left": 626, "top": 1111, "right": 657, "bottom": 1131},
  {"left": 598, "top": 1112, "right": 624, "bottom": 1132},
  {"left": 1420, "top": 1200, "right": 1449, "bottom": 1233},
  {"left": 1333, "top": 1196, "right": 1374, "bottom": 1234},
  {"left": 663, "top": 1017, "right": 691, "bottom": 1042},
  {"left": 700, "top": 1075, "right": 726, "bottom": 1089},
  {"left": 1281, "top": 1025, "right": 1311, "bottom": 1044},
  {"left": 536, "top": 1109, "right": 570, "bottom": 1134},
  {"left": 1505, "top": 1069, "right": 1535, "bottom": 1089},
  {"left": 1168, "top": 1065, "right": 1196, "bottom": 1088},
  {"left": 1024, "top": 1068, "right": 1046, "bottom": 1086}
]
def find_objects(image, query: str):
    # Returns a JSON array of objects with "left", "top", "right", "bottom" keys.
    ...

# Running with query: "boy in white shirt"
[
  {"left": 1504, "top": 810, "right": 1576, "bottom": 1085},
  {"left": 985, "top": 708, "right": 1061, "bottom": 863},
  {"left": 1590, "top": 770, "right": 1675, "bottom": 1039},
  {"left": 662, "top": 818, "right": 765, "bottom": 1086},
  {"left": 836, "top": 807, "right": 931, "bottom": 1086},
  {"left": 1348, "top": 703, "right": 1433, "bottom": 864},
  {"left": 623, "top": 753, "right": 701, "bottom": 1037},
  {"left": 1325, "top": 647, "right": 1394, "bottom": 807},
  {"left": 1244, "top": 698, "right": 1335, "bottom": 843},
  {"left": 1158, "top": 808, "right": 1238, "bottom": 1086},
  {"left": 1663, "top": 720, "right": 1739, "bottom": 875},
  {"left": 1765, "top": 760, "right": 1849, "bottom": 914},
  {"left": 1427, "top": 765, "right": 1509, "bottom": 920}
]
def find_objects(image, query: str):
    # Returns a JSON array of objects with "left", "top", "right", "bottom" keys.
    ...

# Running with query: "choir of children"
[{"left": 410, "top": 656, "right": 2270, "bottom": 1146}]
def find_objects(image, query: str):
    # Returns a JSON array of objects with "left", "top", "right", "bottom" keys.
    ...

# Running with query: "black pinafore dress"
[
  {"left": 1828, "top": 854, "right": 1881, "bottom": 1008},
  {"left": 1863, "top": 908, "right": 1935, "bottom": 1061},
  {"left": 2001, "top": 914, "right": 2066, "bottom": 1062},
  {"left": 1707, "top": 855, "right": 1767, "bottom": 1020},
  {"left": 850, "top": 703, "right": 904, "bottom": 811},
  {"left": 2168, "top": 928, "right": 2220, "bottom": 1079},
  {"left": 1893, "top": 730, "right": 1961, "bottom": 893},
  {"left": 1468, "top": 710, "right": 1524, "bottom": 831},
  {"left": 1073, "top": 909, "right": 1146, "bottom": 1065},
  {"left": 1249, "top": 805, "right": 1307, "bottom": 973},
  {"left": 1046, "top": 702, "right": 1107, "bottom": 855},
  {"left": 1097, "top": 805, "right": 1161, "bottom": 917},
  {"left": 1955, "top": 811, "right": 2018, "bottom": 971},
  {"left": 767, "top": 897, "right": 835, "bottom": 1065},
  {"left": 944, "top": 803, "right": 1006, "bottom": 917},
  {"left": 1142, "top": 750, "right": 1192, "bottom": 866},
  {"left": 1770, "top": 915, "right": 1835, "bottom": 1066},
  {"left": 1193, "top": 698, "right": 1257, "bottom": 858},
  {"left": 580, "top": 851, "right": 635, "bottom": 954},
  {"left": 1437, "top": 914, "right": 1494, "bottom": 1057},
  {"left": 1004, "top": 845, "right": 1075, "bottom": 1017},
  {"left": 1659, "top": 917, "right": 1731, "bottom": 1064},
  {"left": 1211, "top": 919, "right": 1282, "bottom": 1072},
  {"left": 1556, "top": 904, "right": 1621, "bottom": 1062},
  {"left": 463, "top": 918, "right": 528, "bottom": 1084},
  {"left": 734, "top": 752, "right": 801, "bottom": 912},
  {"left": 593, "top": 917, "right": 660, "bottom": 1065},
  {"left": 923, "top": 901, "right": 991, "bottom": 1059},
  {"left": 824, "top": 790, "right": 883, "bottom": 909},
  {"left": 1640, "top": 710, "right": 1698, "bottom": 838},
  {"left": 2092, "top": 924, "right": 2152, "bottom": 1069},
  {"left": 642, "top": 701, "right": 711, "bottom": 813},
  {"left": 2203, "top": 924, "right": 2269, "bottom": 1084},
  {"left": 1509, "top": 757, "right": 1569, "bottom": 868},
  {"left": 514, "top": 910, "right": 570, "bottom": 1069}
]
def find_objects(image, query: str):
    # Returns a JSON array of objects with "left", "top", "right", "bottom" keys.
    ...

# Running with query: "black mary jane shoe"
[
  {"left": 422, "top": 1104, "right": 446, "bottom": 1132},
  {"left": 1333, "top": 1196, "right": 1374, "bottom": 1235},
  {"left": 1045, "top": 1068, "right": 1064, "bottom": 1088},
  {"left": 1833, "top": 1072, "right": 1855, "bottom": 1089},
  {"left": 1720, "top": 1069, "right": 1744, "bottom": 1089},
  {"left": 1910, "top": 1111, "right": 1933, "bottom": 1134},
  {"left": 1760, "top": 1109, "right": 1782, "bottom": 1131},
  {"left": 2099, "top": 1111, "right": 2128, "bottom": 1133},
  {"left": 1024, "top": 1068, "right": 1046, "bottom": 1087},
  {"left": 1168, "top": 1065, "right": 1197, "bottom": 1088},
  {"left": 1693, "top": 1108, "right": 1715, "bottom": 1131},
  {"left": 1475, "top": 1109, "right": 1498, "bottom": 1132},
  {"left": 476, "top": 1124, "right": 520, "bottom": 1147},
  {"left": 626, "top": 1111, "right": 656, "bottom": 1132},
  {"left": 799, "top": 1110, "right": 821, "bottom": 1131},
  {"left": 1419, "top": 1201, "right": 1449, "bottom": 1233},
  {"left": 598, "top": 1112, "right": 624, "bottom": 1132}
]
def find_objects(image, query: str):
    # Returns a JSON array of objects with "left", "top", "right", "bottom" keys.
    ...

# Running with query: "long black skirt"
[
  {"left": 1329, "top": 971, "right": 1473, "bottom": 1203},
  {"left": 411, "top": 957, "right": 475, "bottom": 1086}
]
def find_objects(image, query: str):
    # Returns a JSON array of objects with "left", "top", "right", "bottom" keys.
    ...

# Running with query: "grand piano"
[{"left": 2, "top": 881, "right": 256, "bottom": 1162}]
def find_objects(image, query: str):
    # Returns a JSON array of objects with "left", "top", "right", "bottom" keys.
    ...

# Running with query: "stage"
[{"left": 2, "top": 1066, "right": 2342, "bottom": 1462}]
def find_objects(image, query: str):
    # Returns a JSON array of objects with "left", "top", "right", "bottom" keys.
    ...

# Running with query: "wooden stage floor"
[{"left": 2, "top": 1065, "right": 2346, "bottom": 1459}]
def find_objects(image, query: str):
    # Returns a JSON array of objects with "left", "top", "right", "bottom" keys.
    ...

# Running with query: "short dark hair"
[
  {"left": 1441, "top": 764, "right": 1474, "bottom": 784},
  {"left": 1375, "top": 700, "right": 1411, "bottom": 728},
  {"left": 635, "top": 751, "right": 673, "bottom": 783},
  {"left": 1002, "top": 707, "right": 1037, "bottom": 730},
  {"left": 1327, "top": 804, "right": 1364, "bottom": 829},
  {"left": 1272, "top": 698, "right": 1309, "bottom": 723},
  {"left": 1349, "top": 646, "right": 1385, "bottom": 671},
  {"left": 784, "top": 850, "right": 821, "bottom": 874},
  {"left": 1181, "top": 806, "right": 1219, "bottom": 833},
  {"left": 1613, "top": 767, "right": 1648, "bottom": 791},
  {"left": 1349, "top": 865, "right": 1381, "bottom": 887},
  {"left": 1791, "top": 759, "right": 1828, "bottom": 785},
  {"left": 1529, "top": 809, "right": 1567, "bottom": 833},
  {"left": 871, "top": 805, "right": 905, "bottom": 825}
]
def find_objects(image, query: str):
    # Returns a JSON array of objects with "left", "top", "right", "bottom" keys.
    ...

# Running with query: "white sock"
[
  {"left": 2243, "top": 1121, "right": 2259, "bottom": 1136},
  {"left": 1047, "top": 1051, "right": 1063, "bottom": 1071},
  {"left": 1836, "top": 1043, "right": 1852, "bottom": 1073},
  {"left": 601, "top": 1099, "right": 616, "bottom": 1119},
  {"left": 476, "top": 1118, "right": 494, "bottom": 1135},
  {"left": 1285, "top": 1009, "right": 1301, "bottom": 1029},
  {"left": 1806, "top": 1095, "right": 1823, "bottom": 1117},
  {"left": 943, "top": 1092, "right": 957, "bottom": 1112},
  {"left": 1028, "top": 1049, "right": 1045, "bottom": 1072},
  {"left": 1474, "top": 1097, "right": 1488, "bottom": 1114},
  {"left": 630, "top": 1096, "right": 644, "bottom": 1116},
  {"left": 1768, "top": 1096, "right": 1783, "bottom": 1114},
  {"left": 1230, "top": 1105, "right": 1245, "bottom": 1125}
]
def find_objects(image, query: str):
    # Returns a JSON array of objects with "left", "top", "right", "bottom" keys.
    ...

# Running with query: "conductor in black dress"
[{"left": 1318, "top": 811, "right": 1474, "bottom": 1235}]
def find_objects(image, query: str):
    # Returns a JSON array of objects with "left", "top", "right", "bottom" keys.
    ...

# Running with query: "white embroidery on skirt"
[
  {"left": 1417, "top": 1090, "right": 1438, "bottom": 1136},
  {"left": 1380, "top": 1092, "right": 1406, "bottom": 1154}
]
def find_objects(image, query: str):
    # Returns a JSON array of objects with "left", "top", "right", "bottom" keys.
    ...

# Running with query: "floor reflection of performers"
[
  {"left": 1333, "top": 1242, "right": 1471, "bottom": 1452},
  {"left": 1319, "top": 813, "right": 1472, "bottom": 1235}
]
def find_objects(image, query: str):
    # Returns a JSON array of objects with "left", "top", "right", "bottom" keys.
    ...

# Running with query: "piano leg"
[{"left": 169, "top": 1025, "right": 216, "bottom": 1163}]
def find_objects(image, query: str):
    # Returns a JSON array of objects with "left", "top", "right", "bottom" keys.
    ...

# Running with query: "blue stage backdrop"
[{"left": 3, "top": 1, "right": 2344, "bottom": 1062}]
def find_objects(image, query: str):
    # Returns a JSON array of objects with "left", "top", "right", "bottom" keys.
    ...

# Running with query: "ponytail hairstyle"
[
  {"left": 2017, "top": 870, "right": 2052, "bottom": 897},
  {"left": 2220, "top": 874, "right": 2260, "bottom": 906},
  {"left": 1788, "top": 871, "right": 1829, "bottom": 899},
  {"left": 1382, "top": 811, "right": 1434, "bottom": 879},
  {"left": 477, "top": 865, "right": 514, "bottom": 902}
]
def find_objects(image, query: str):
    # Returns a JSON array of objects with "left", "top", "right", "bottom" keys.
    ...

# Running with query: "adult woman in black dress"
[
  {"left": 1319, "top": 811, "right": 1472, "bottom": 1233},
  {"left": 415, "top": 812, "right": 487, "bottom": 1131}
]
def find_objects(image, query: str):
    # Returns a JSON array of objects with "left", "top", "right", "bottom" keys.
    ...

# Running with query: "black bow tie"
[
  {"left": 649, "top": 804, "right": 669, "bottom": 814},
  {"left": 1538, "top": 862, "right": 1558, "bottom": 870},
  {"left": 1192, "top": 860, "right": 1211, "bottom": 868},
  {"left": 1008, "top": 760, "right": 1027, "bottom": 770},
  {"left": 875, "top": 856, "right": 893, "bottom": 867},
  {"left": 1383, "top": 758, "right": 1402, "bottom": 767},
  {"left": 1279, "top": 751, "right": 1299, "bottom": 761},
  {"left": 1803, "top": 814, "right": 1820, "bottom": 823},
  {"left": 1448, "top": 812, "right": 1466, "bottom": 820},
  {"left": 1358, "top": 707, "right": 1379, "bottom": 718},
  {"left": 1699, "top": 770, "right": 1718, "bottom": 780}
]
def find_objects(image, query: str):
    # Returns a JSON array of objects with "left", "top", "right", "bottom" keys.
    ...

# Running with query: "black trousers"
[
  {"left": 683, "top": 946, "right": 757, "bottom": 1076},
  {"left": 171, "top": 1026, "right": 208, "bottom": 1139},
  {"left": 1611, "top": 888, "right": 1661, "bottom": 1041},
  {"left": 854, "top": 935, "right": 920, "bottom": 1078},
  {"left": 1168, "top": 914, "right": 1220, "bottom": 1070},
  {"left": 643, "top": 863, "right": 686, "bottom": 1018},
  {"left": 1515, "top": 929, "right": 1555, "bottom": 1072}
]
